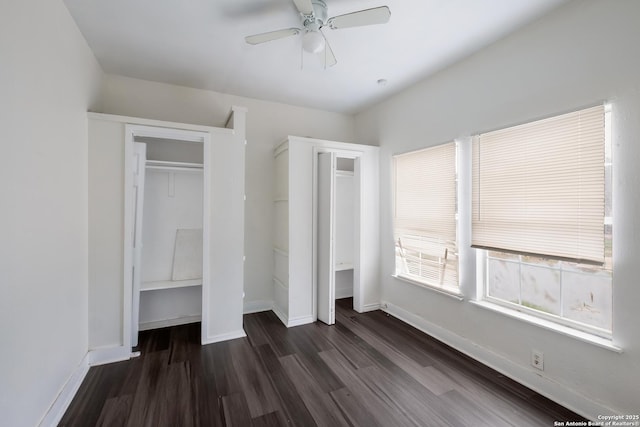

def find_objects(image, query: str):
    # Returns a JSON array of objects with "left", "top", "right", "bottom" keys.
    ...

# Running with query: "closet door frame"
[
  {"left": 130, "top": 142, "right": 147, "bottom": 347},
  {"left": 312, "top": 146, "right": 364, "bottom": 321},
  {"left": 123, "top": 124, "right": 211, "bottom": 348},
  {"left": 317, "top": 152, "right": 337, "bottom": 325}
]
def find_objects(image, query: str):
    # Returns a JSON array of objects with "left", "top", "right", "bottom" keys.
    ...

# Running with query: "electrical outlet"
[{"left": 531, "top": 350, "right": 544, "bottom": 371}]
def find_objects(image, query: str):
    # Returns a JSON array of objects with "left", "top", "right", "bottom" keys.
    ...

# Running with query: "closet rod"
[
  {"left": 146, "top": 160, "right": 203, "bottom": 171},
  {"left": 146, "top": 166, "right": 203, "bottom": 172}
]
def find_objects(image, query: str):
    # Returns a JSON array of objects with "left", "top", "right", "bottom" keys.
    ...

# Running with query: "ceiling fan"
[{"left": 244, "top": 0, "right": 391, "bottom": 67}]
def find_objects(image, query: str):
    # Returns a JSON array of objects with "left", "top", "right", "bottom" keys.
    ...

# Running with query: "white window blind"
[
  {"left": 472, "top": 105, "right": 605, "bottom": 264},
  {"left": 394, "top": 142, "right": 457, "bottom": 289}
]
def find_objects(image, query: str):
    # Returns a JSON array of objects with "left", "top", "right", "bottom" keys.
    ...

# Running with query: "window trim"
[
  {"left": 470, "top": 299, "right": 620, "bottom": 353},
  {"left": 392, "top": 273, "right": 464, "bottom": 300}
]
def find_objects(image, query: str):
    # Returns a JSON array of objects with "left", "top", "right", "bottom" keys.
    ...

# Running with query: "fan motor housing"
[{"left": 305, "top": 0, "right": 328, "bottom": 27}]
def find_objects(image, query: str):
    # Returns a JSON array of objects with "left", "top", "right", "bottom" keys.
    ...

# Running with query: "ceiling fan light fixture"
[
  {"left": 302, "top": 30, "right": 325, "bottom": 53},
  {"left": 244, "top": 0, "right": 390, "bottom": 68}
]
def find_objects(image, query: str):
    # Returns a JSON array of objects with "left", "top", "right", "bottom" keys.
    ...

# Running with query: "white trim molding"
[
  {"left": 88, "top": 112, "right": 234, "bottom": 136},
  {"left": 202, "top": 329, "right": 247, "bottom": 345},
  {"left": 38, "top": 353, "right": 90, "bottom": 427},
  {"left": 470, "top": 300, "right": 621, "bottom": 353},
  {"left": 270, "top": 305, "right": 314, "bottom": 328},
  {"left": 272, "top": 304, "right": 289, "bottom": 326},
  {"left": 88, "top": 346, "right": 133, "bottom": 366},
  {"left": 381, "top": 301, "right": 617, "bottom": 421},
  {"left": 244, "top": 299, "right": 273, "bottom": 314},
  {"left": 287, "top": 315, "right": 314, "bottom": 327},
  {"left": 361, "top": 303, "right": 381, "bottom": 312},
  {"left": 138, "top": 316, "right": 202, "bottom": 332}
]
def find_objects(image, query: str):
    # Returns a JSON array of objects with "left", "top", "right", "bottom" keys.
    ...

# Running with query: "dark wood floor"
[{"left": 60, "top": 298, "right": 584, "bottom": 426}]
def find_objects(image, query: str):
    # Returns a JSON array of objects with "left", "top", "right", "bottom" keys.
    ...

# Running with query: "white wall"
[
  {"left": 335, "top": 171, "right": 355, "bottom": 299},
  {"left": 335, "top": 173, "right": 355, "bottom": 268},
  {"left": 0, "top": 0, "right": 103, "bottom": 426},
  {"left": 205, "top": 113, "right": 247, "bottom": 342},
  {"left": 355, "top": 0, "right": 640, "bottom": 417},
  {"left": 98, "top": 75, "right": 359, "bottom": 317},
  {"left": 88, "top": 119, "right": 125, "bottom": 349},
  {"left": 141, "top": 171, "right": 203, "bottom": 283}
]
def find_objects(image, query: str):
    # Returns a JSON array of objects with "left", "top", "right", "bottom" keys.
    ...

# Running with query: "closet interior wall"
[
  {"left": 335, "top": 157, "right": 355, "bottom": 300},
  {"left": 137, "top": 136, "right": 204, "bottom": 331}
]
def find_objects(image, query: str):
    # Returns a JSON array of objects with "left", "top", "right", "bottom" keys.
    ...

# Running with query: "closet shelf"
[
  {"left": 141, "top": 279, "right": 202, "bottom": 292},
  {"left": 273, "top": 246, "right": 289, "bottom": 257},
  {"left": 335, "top": 262, "right": 353, "bottom": 271}
]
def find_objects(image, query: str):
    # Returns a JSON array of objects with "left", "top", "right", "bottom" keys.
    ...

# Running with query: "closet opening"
[
  {"left": 316, "top": 151, "right": 361, "bottom": 326},
  {"left": 334, "top": 157, "right": 355, "bottom": 302},
  {"left": 127, "top": 126, "right": 209, "bottom": 348}
]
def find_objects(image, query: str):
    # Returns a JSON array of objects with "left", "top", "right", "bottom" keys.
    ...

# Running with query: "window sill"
[
  {"left": 392, "top": 274, "right": 464, "bottom": 301},
  {"left": 470, "top": 300, "right": 622, "bottom": 353}
]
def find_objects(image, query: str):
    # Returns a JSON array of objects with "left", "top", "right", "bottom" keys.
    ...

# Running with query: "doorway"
[
  {"left": 315, "top": 150, "right": 361, "bottom": 325},
  {"left": 126, "top": 125, "right": 209, "bottom": 348}
]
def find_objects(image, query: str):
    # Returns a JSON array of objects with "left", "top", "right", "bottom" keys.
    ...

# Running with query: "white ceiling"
[{"left": 64, "top": 0, "right": 566, "bottom": 114}]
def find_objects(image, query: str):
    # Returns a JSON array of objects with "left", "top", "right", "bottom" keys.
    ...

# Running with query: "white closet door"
[
  {"left": 131, "top": 142, "right": 147, "bottom": 347},
  {"left": 317, "top": 152, "right": 336, "bottom": 325}
]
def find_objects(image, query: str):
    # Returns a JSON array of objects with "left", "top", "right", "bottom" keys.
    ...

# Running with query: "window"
[
  {"left": 393, "top": 142, "right": 459, "bottom": 293},
  {"left": 474, "top": 105, "right": 612, "bottom": 335}
]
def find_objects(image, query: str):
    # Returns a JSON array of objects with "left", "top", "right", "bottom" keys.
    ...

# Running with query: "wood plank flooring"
[{"left": 60, "top": 298, "right": 585, "bottom": 426}]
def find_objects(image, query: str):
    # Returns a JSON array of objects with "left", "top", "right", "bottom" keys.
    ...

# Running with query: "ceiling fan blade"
[
  {"left": 327, "top": 6, "right": 391, "bottom": 30},
  {"left": 292, "top": 0, "right": 314, "bottom": 15},
  {"left": 245, "top": 28, "right": 300, "bottom": 45},
  {"left": 317, "top": 32, "right": 337, "bottom": 67}
]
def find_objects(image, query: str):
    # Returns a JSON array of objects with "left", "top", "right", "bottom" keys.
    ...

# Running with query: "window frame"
[
  {"left": 392, "top": 141, "right": 460, "bottom": 295},
  {"left": 474, "top": 104, "right": 613, "bottom": 339}
]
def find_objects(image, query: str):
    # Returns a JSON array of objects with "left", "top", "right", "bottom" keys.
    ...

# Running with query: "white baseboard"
[
  {"left": 39, "top": 352, "right": 90, "bottom": 427},
  {"left": 381, "top": 301, "right": 614, "bottom": 421},
  {"left": 272, "top": 304, "right": 289, "bottom": 326},
  {"left": 335, "top": 288, "right": 354, "bottom": 299},
  {"left": 270, "top": 304, "right": 314, "bottom": 328},
  {"left": 88, "top": 345, "right": 133, "bottom": 366},
  {"left": 244, "top": 299, "right": 273, "bottom": 314},
  {"left": 202, "top": 329, "right": 247, "bottom": 345},
  {"left": 287, "top": 315, "right": 314, "bottom": 327},
  {"left": 138, "top": 315, "right": 201, "bottom": 331},
  {"left": 361, "top": 302, "right": 381, "bottom": 312}
]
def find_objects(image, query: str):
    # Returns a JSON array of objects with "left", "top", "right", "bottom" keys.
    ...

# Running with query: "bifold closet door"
[{"left": 317, "top": 152, "right": 336, "bottom": 325}]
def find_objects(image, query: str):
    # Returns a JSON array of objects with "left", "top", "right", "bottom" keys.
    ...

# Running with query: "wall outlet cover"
[{"left": 531, "top": 350, "right": 544, "bottom": 371}]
